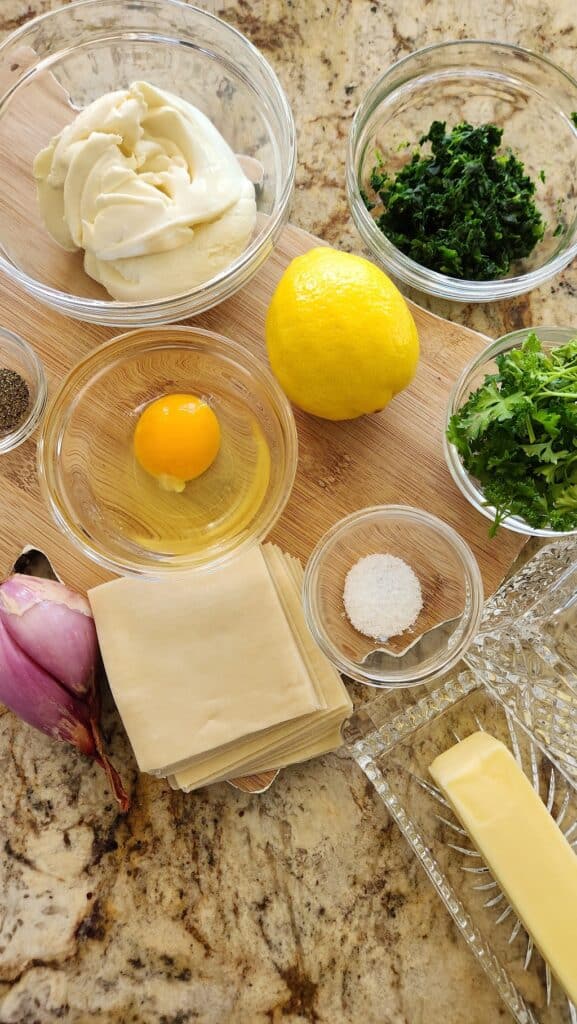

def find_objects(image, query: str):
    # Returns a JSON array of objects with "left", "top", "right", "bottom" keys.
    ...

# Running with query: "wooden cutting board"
[{"left": 0, "top": 222, "right": 524, "bottom": 596}]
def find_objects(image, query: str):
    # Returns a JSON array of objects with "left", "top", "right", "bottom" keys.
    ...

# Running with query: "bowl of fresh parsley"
[
  {"left": 445, "top": 327, "right": 577, "bottom": 536},
  {"left": 347, "top": 41, "right": 577, "bottom": 302}
]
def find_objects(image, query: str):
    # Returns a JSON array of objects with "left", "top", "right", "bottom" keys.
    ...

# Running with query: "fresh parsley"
[
  {"left": 447, "top": 333, "right": 577, "bottom": 534},
  {"left": 365, "top": 121, "right": 545, "bottom": 280}
]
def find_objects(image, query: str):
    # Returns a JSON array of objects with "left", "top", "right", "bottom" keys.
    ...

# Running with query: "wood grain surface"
[
  {"left": 0, "top": 221, "right": 524, "bottom": 598},
  {"left": 0, "top": 54, "right": 526, "bottom": 798}
]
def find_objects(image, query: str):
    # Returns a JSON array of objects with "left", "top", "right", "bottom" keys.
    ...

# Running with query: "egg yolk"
[{"left": 134, "top": 394, "right": 221, "bottom": 492}]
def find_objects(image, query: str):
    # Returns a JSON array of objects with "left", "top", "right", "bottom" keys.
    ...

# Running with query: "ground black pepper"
[{"left": 0, "top": 368, "right": 30, "bottom": 432}]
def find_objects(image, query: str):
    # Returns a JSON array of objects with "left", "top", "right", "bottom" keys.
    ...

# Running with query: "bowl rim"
[
  {"left": 444, "top": 324, "right": 577, "bottom": 537},
  {"left": 0, "top": 0, "right": 296, "bottom": 323},
  {"left": 346, "top": 38, "right": 577, "bottom": 303},
  {"left": 302, "top": 504, "right": 484, "bottom": 688},
  {"left": 37, "top": 324, "right": 299, "bottom": 576},
  {"left": 0, "top": 326, "right": 47, "bottom": 453}
]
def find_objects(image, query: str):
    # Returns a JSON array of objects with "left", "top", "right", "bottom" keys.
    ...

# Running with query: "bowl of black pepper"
[
  {"left": 347, "top": 40, "right": 577, "bottom": 302},
  {"left": 0, "top": 328, "right": 47, "bottom": 453}
]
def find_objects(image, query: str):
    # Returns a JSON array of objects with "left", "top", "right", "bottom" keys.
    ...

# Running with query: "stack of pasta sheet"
[{"left": 88, "top": 544, "right": 352, "bottom": 791}]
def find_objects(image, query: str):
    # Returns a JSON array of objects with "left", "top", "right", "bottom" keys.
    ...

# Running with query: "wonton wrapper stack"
[{"left": 88, "top": 544, "right": 351, "bottom": 790}]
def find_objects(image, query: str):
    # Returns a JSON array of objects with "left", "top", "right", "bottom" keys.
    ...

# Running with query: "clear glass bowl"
[
  {"left": 0, "top": 327, "right": 47, "bottom": 453},
  {"left": 37, "top": 326, "right": 298, "bottom": 576},
  {"left": 347, "top": 40, "right": 577, "bottom": 302},
  {"left": 444, "top": 326, "right": 577, "bottom": 537},
  {"left": 303, "top": 506, "right": 483, "bottom": 688},
  {"left": 0, "top": 0, "right": 295, "bottom": 326}
]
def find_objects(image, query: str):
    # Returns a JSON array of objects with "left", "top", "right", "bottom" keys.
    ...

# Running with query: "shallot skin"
[
  {"left": 0, "top": 573, "right": 129, "bottom": 812},
  {"left": 0, "top": 612, "right": 95, "bottom": 753},
  {"left": 0, "top": 574, "right": 98, "bottom": 697}
]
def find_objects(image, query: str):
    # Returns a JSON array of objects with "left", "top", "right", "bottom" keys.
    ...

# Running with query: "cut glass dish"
[
  {"left": 466, "top": 538, "right": 577, "bottom": 785},
  {"left": 345, "top": 677, "right": 577, "bottom": 1024},
  {"left": 345, "top": 539, "right": 577, "bottom": 1023}
]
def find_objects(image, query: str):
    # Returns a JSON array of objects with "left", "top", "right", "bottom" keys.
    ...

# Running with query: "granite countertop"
[{"left": 0, "top": 2, "right": 576, "bottom": 1023}]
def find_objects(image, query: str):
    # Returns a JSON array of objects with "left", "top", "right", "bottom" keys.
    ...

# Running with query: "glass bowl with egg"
[
  {"left": 37, "top": 326, "right": 298, "bottom": 575},
  {"left": 0, "top": 0, "right": 295, "bottom": 326},
  {"left": 303, "top": 506, "right": 483, "bottom": 687},
  {"left": 347, "top": 40, "right": 577, "bottom": 302}
]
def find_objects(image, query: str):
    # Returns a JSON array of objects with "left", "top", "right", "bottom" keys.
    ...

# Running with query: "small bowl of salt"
[{"left": 303, "top": 505, "right": 483, "bottom": 687}]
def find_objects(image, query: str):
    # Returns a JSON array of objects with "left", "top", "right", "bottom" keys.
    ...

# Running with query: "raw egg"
[{"left": 134, "top": 393, "right": 221, "bottom": 492}]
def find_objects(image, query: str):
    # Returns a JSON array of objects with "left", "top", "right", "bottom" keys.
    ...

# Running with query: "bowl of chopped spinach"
[
  {"left": 445, "top": 327, "right": 577, "bottom": 536},
  {"left": 347, "top": 41, "right": 577, "bottom": 302}
]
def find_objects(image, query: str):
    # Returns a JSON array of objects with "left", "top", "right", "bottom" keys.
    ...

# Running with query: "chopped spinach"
[{"left": 365, "top": 121, "right": 545, "bottom": 280}]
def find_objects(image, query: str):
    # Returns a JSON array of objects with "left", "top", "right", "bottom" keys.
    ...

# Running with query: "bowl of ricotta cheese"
[{"left": 0, "top": 0, "right": 295, "bottom": 325}]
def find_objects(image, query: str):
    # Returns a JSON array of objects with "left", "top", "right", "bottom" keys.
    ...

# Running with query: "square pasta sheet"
[{"left": 88, "top": 544, "right": 351, "bottom": 786}]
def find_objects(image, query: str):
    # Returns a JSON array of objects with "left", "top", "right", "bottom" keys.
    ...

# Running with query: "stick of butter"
[{"left": 429, "top": 731, "right": 577, "bottom": 1005}]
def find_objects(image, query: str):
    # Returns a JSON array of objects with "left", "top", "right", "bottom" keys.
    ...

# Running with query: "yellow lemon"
[{"left": 265, "top": 247, "right": 419, "bottom": 420}]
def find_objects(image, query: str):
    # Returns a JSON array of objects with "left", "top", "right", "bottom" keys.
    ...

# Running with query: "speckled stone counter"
[{"left": 0, "top": 2, "right": 576, "bottom": 1023}]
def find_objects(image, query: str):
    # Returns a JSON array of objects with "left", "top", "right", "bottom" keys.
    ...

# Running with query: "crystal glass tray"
[
  {"left": 465, "top": 538, "right": 577, "bottom": 785},
  {"left": 345, "top": 676, "right": 577, "bottom": 1023}
]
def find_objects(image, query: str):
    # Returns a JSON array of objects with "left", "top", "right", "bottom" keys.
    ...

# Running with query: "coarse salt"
[{"left": 343, "top": 553, "right": 423, "bottom": 642}]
